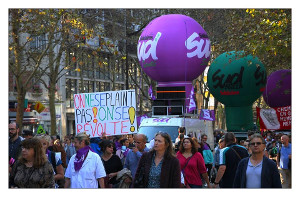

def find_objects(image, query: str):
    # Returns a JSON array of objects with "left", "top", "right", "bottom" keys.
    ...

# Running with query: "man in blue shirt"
[
  {"left": 124, "top": 134, "right": 149, "bottom": 179},
  {"left": 233, "top": 134, "right": 281, "bottom": 188},
  {"left": 277, "top": 135, "right": 291, "bottom": 188}
]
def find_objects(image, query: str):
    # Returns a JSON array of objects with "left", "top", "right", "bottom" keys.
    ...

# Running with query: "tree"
[{"left": 9, "top": 9, "right": 52, "bottom": 130}]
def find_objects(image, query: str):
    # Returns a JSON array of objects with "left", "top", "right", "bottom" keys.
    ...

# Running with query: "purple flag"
[
  {"left": 148, "top": 85, "right": 156, "bottom": 100},
  {"left": 199, "top": 109, "right": 215, "bottom": 121},
  {"left": 187, "top": 86, "right": 196, "bottom": 113}
]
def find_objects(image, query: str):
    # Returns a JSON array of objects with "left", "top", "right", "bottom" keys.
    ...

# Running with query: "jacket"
[
  {"left": 233, "top": 156, "right": 282, "bottom": 188},
  {"left": 134, "top": 151, "right": 181, "bottom": 188},
  {"left": 116, "top": 168, "right": 132, "bottom": 188}
]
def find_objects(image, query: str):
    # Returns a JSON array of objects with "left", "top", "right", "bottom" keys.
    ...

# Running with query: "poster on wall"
[
  {"left": 74, "top": 90, "right": 137, "bottom": 137},
  {"left": 256, "top": 106, "right": 291, "bottom": 131}
]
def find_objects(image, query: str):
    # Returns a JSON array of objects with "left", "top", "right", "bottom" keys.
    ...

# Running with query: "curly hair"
[
  {"left": 179, "top": 137, "right": 198, "bottom": 154},
  {"left": 18, "top": 138, "right": 48, "bottom": 168}
]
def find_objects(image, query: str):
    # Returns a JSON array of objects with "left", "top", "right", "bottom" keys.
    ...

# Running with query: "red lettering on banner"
[
  {"left": 121, "top": 120, "right": 129, "bottom": 134},
  {"left": 111, "top": 121, "right": 120, "bottom": 135},
  {"left": 77, "top": 124, "right": 83, "bottom": 134},
  {"left": 79, "top": 94, "right": 85, "bottom": 108},
  {"left": 257, "top": 106, "right": 291, "bottom": 131}
]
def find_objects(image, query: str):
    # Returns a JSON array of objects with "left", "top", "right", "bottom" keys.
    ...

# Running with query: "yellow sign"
[{"left": 34, "top": 101, "right": 45, "bottom": 113}]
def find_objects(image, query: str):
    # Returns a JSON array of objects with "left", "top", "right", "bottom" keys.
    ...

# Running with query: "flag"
[
  {"left": 200, "top": 109, "right": 215, "bottom": 121},
  {"left": 137, "top": 114, "right": 149, "bottom": 127},
  {"left": 148, "top": 85, "right": 156, "bottom": 100},
  {"left": 187, "top": 86, "right": 196, "bottom": 113}
]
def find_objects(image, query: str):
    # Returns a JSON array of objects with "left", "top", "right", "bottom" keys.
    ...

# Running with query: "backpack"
[
  {"left": 202, "top": 149, "right": 214, "bottom": 164},
  {"left": 271, "top": 147, "right": 278, "bottom": 156}
]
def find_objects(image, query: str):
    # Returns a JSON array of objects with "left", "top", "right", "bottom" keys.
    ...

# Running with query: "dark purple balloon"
[
  {"left": 137, "top": 14, "right": 210, "bottom": 82},
  {"left": 263, "top": 69, "right": 291, "bottom": 107}
]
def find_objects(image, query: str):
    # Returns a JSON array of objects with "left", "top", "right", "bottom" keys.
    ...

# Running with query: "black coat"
[
  {"left": 233, "top": 156, "right": 282, "bottom": 188},
  {"left": 133, "top": 151, "right": 181, "bottom": 188}
]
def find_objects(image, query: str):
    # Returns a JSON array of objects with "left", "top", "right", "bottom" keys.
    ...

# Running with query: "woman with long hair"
[
  {"left": 133, "top": 132, "right": 181, "bottom": 188},
  {"left": 177, "top": 137, "right": 211, "bottom": 188},
  {"left": 9, "top": 138, "right": 55, "bottom": 188},
  {"left": 34, "top": 134, "right": 65, "bottom": 188},
  {"left": 99, "top": 139, "right": 123, "bottom": 188}
]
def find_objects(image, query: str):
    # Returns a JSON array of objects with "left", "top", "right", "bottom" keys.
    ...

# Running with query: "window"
[
  {"left": 104, "top": 82, "right": 110, "bottom": 91},
  {"left": 30, "top": 34, "right": 47, "bottom": 51},
  {"left": 66, "top": 79, "right": 77, "bottom": 108}
]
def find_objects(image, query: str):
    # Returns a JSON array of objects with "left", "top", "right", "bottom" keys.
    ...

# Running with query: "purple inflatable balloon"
[
  {"left": 137, "top": 14, "right": 210, "bottom": 82},
  {"left": 263, "top": 69, "right": 291, "bottom": 107}
]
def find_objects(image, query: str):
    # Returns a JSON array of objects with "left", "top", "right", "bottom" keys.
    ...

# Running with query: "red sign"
[{"left": 256, "top": 106, "right": 291, "bottom": 130}]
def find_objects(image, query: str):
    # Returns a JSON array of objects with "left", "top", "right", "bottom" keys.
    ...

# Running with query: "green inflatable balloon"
[{"left": 207, "top": 51, "right": 266, "bottom": 132}]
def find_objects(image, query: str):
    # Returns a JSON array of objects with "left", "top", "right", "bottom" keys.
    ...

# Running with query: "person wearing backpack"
[
  {"left": 213, "top": 132, "right": 249, "bottom": 188},
  {"left": 199, "top": 134, "right": 213, "bottom": 182},
  {"left": 268, "top": 141, "right": 278, "bottom": 163}
]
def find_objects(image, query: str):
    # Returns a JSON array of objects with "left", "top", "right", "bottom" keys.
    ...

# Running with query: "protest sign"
[
  {"left": 256, "top": 106, "right": 291, "bottom": 130},
  {"left": 74, "top": 90, "right": 137, "bottom": 137}
]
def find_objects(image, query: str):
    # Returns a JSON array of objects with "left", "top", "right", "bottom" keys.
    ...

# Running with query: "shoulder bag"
[{"left": 181, "top": 155, "right": 193, "bottom": 188}]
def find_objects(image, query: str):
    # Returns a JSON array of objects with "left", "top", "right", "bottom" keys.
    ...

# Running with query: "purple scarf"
[{"left": 74, "top": 146, "right": 92, "bottom": 171}]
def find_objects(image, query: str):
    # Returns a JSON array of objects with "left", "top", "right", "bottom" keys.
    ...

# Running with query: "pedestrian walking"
[
  {"left": 127, "top": 134, "right": 135, "bottom": 149},
  {"left": 199, "top": 134, "right": 213, "bottom": 182},
  {"left": 124, "top": 134, "right": 149, "bottom": 179},
  {"left": 34, "top": 134, "right": 65, "bottom": 188},
  {"left": 9, "top": 121, "right": 23, "bottom": 161},
  {"left": 64, "top": 136, "right": 76, "bottom": 166},
  {"left": 116, "top": 138, "right": 130, "bottom": 165},
  {"left": 176, "top": 137, "right": 211, "bottom": 188},
  {"left": 100, "top": 139, "right": 123, "bottom": 188},
  {"left": 268, "top": 140, "right": 279, "bottom": 163},
  {"left": 64, "top": 132, "right": 106, "bottom": 188},
  {"left": 9, "top": 138, "right": 55, "bottom": 188},
  {"left": 133, "top": 132, "right": 181, "bottom": 188},
  {"left": 233, "top": 133, "right": 282, "bottom": 188},
  {"left": 213, "top": 137, "right": 225, "bottom": 171},
  {"left": 213, "top": 132, "right": 249, "bottom": 188},
  {"left": 277, "top": 135, "right": 291, "bottom": 188}
]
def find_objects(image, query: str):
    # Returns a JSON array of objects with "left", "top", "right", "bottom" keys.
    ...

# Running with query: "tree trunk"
[
  {"left": 49, "top": 82, "right": 57, "bottom": 136},
  {"left": 16, "top": 86, "right": 26, "bottom": 132},
  {"left": 212, "top": 99, "right": 219, "bottom": 130}
]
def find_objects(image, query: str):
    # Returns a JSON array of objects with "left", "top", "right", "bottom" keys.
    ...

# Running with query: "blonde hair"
[
  {"left": 34, "top": 134, "right": 51, "bottom": 145},
  {"left": 75, "top": 132, "right": 90, "bottom": 145}
]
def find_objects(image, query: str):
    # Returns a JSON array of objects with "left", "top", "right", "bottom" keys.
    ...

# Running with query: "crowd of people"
[{"left": 9, "top": 121, "right": 291, "bottom": 189}]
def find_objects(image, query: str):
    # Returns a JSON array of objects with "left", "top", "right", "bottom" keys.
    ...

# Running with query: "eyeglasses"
[{"left": 249, "top": 142, "right": 264, "bottom": 146}]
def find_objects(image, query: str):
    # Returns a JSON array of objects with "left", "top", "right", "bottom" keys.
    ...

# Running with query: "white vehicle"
[{"left": 138, "top": 117, "right": 212, "bottom": 147}]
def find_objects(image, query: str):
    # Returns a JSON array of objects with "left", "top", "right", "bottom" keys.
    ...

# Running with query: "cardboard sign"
[
  {"left": 74, "top": 90, "right": 137, "bottom": 137},
  {"left": 256, "top": 106, "right": 291, "bottom": 130}
]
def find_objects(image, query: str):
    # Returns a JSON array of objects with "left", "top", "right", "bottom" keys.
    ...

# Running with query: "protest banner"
[
  {"left": 74, "top": 89, "right": 137, "bottom": 137},
  {"left": 256, "top": 106, "right": 291, "bottom": 130}
]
